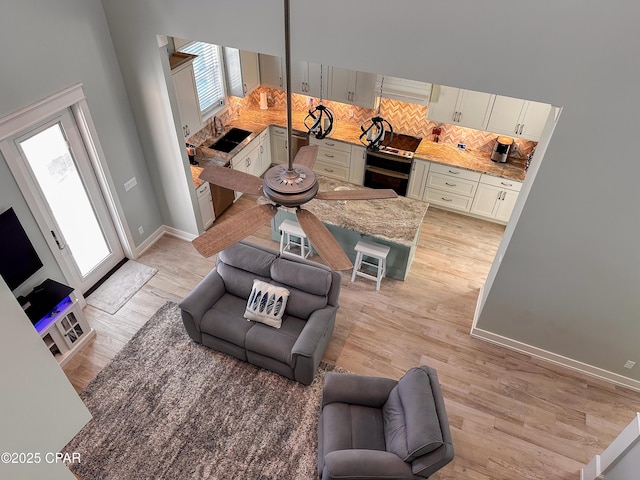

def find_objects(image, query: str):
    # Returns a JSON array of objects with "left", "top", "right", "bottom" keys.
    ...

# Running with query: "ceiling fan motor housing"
[{"left": 262, "top": 164, "right": 319, "bottom": 207}]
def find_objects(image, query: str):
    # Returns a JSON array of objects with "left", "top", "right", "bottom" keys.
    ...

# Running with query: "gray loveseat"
[
  {"left": 179, "top": 241, "right": 341, "bottom": 385},
  {"left": 318, "top": 365, "right": 454, "bottom": 479}
]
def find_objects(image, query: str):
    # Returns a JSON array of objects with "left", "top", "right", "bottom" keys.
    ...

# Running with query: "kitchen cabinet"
[
  {"left": 258, "top": 128, "right": 271, "bottom": 172},
  {"left": 470, "top": 174, "right": 522, "bottom": 223},
  {"left": 309, "top": 137, "right": 351, "bottom": 181},
  {"left": 291, "top": 61, "right": 326, "bottom": 98},
  {"left": 376, "top": 76, "right": 432, "bottom": 105},
  {"left": 224, "top": 48, "right": 260, "bottom": 98},
  {"left": 231, "top": 141, "right": 260, "bottom": 201},
  {"left": 327, "top": 66, "right": 377, "bottom": 109},
  {"left": 486, "top": 96, "right": 552, "bottom": 141},
  {"left": 422, "top": 163, "right": 481, "bottom": 212},
  {"left": 428, "top": 85, "right": 494, "bottom": 131},
  {"left": 171, "top": 55, "right": 202, "bottom": 139},
  {"left": 349, "top": 145, "right": 366, "bottom": 185},
  {"left": 259, "top": 54, "right": 284, "bottom": 90},
  {"left": 407, "top": 159, "right": 430, "bottom": 200},
  {"left": 196, "top": 181, "right": 215, "bottom": 229},
  {"left": 270, "top": 126, "right": 288, "bottom": 165}
]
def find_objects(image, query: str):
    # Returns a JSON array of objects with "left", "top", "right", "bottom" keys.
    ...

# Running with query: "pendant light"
[
  {"left": 359, "top": 76, "right": 393, "bottom": 150},
  {"left": 304, "top": 65, "right": 334, "bottom": 139}
]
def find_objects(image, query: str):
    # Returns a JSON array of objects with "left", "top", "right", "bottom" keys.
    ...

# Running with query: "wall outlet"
[
  {"left": 124, "top": 177, "right": 137, "bottom": 192},
  {"left": 138, "top": 226, "right": 144, "bottom": 235},
  {"left": 349, "top": 109, "right": 354, "bottom": 117},
  {"left": 624, "top": 360, "right": 636, "bottom": 369}
]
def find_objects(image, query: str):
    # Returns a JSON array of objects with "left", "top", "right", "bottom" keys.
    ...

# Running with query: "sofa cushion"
[
  {"left": 217, "top": 262, "right": 270, "bottom": 300},
  {"left": 218, "top": 242, "right": 277, "bottom": 277},
  {"left": 271, "top": 258, "right": 332, "bottom": 296},
  {"left": 321, "top": 403, "right": 386, "bottom": 455},
  {"left": 245, "top": 314, "right": 306, "bottom": 365},
  {"left": 273, "top": 283, "right": 328, "bottom": 320},
  {"left": 244, "top": 279, "right": 289, "bottom": 328},
  {"left": 200, "top": 293, "right": 255, "bottom": 347},
  {"left": 383, "top": 368, "right": 444, "bottom": 462}
]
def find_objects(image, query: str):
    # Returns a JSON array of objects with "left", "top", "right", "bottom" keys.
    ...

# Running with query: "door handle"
[{"left": 51, "top": 230, "right": 65, "bottom": 250}]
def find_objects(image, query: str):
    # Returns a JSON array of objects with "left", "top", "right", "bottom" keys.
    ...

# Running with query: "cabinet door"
[
  {"left": 349, "top": 145, "right": 366, "bottom": 185},
  {"left": 351, "top": 70, "right": 377, "bottom": 108},
  {"left": 259, "top": 129, "right": 271, "bottom": 173},
  {"left": 486, "top": 95, "right": 526, "bottom": 136},
  {"left": 327, "top": 66, "right": 352, "bottom": 104},
  {"left": 427, "top": 85, "right": 460, "bottom": 124},
  {"left": 470, "top": 183, "right": 501, "bottom": 218},
  {"left": 240, "top": 50, "right": 260, "bottom": 95},
  {"left": 245, "top": 145, "right": 261, "bottom": 177},
  {"left": 197, "top": 183, "right": 214, "bottom": 229},
  {"left": 495, "top": 189, "right": 519, "bottom": 222},
  {"left": 407, "top": 159, "right": 429, "bottom": 200},
  {"left": 172, "top": 64, "right": 202, "bottom": 138},
  {"left": 259, "top": 54, "right": 283, "bottom": 89},
  {"left": 519, "top": 101, "right": 551, "bottom": 140},
  {"left": 306, "top": 62, "right": 325, "bottom": 98},
  {"left": 291, "top": 61, "right": 308, "bottom": 95},
  {"left": 270, "top": 127, "right": 288, "bottom": 164},
  {"left": 457, "top": 90, "right": 493, "bottom": 130}
]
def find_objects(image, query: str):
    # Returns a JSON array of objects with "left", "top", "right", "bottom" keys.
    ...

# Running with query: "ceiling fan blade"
[
  {"left": 198, "top": 165, "right": 263, "bottom": 195},
  {"left": 296, "top": 209, "right": 353, "bottom": 271},
  {"left": 315, "top": 189, "right": 398, "bottom": 201},
  {"left": 192, "top": 204, "right": 277, "bottom": 257},
  {"left": 292, "top": 145, "right": 319, "bottom": 169}
]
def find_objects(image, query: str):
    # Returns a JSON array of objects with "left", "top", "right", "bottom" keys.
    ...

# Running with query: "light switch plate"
[{"left": 124, "top": 177, "right": 137, "bottom": 191}]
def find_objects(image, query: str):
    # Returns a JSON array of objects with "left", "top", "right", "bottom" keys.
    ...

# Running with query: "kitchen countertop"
[
  {"left": 193, "top": 108, "right": 526, "bottom": 183},
  {"left": 259, "top": 175, "right": 428, "bottom": 247}
]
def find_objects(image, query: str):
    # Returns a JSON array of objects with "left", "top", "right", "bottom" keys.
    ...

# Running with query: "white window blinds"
[{"left": 178, "top": 41, "right": 225, "bottom": 116}]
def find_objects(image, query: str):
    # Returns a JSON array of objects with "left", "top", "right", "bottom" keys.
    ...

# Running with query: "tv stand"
[{"left": 27, "top": 279, "right": 95, "bottom": 366}]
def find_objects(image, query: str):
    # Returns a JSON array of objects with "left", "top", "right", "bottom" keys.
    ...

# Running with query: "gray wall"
[
  {"left": 100, "top": 0, "right": 640, "bottom": 383},
  {"left": 0, "top": 0, "right": 163, "bottom": 290}
]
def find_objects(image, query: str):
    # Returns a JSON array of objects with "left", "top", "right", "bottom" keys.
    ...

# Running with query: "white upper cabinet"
[
  {"left": 258, "top": 54, "right": 284, "bottom": 90},
  {"left": 327, "top": 66, "right": 377, "bottom": 109},
  {"left": 224, "top": 48, "right": 260, "bottom": 98},
  {"left": 487, "top": 95, "right": 552, "bottom": 141},
  {"left": 376, "top": 76, "right": 432, "bottom": 105},
  {"left": 291, "top": 61, "right": 326, "bottom": 98},
  {"left": 171, "top": 56, "right": 202, "bottom": 139},
  {"left": 428, "top": 85, "right": 494, "bottom": 131}
]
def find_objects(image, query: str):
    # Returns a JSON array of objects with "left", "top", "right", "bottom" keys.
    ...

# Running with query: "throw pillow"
[{"left": 244, "top": 279, "right": 289, "bottom": 328}]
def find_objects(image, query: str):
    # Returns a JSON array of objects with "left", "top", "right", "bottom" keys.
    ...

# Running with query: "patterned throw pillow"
[{"left": 244, "top": 280, "right": 290, "bottom": 328}]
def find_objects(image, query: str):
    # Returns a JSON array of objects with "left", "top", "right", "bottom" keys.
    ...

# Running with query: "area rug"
[
  {"left": 64, "top": 301, "right": 339, "bottom": 480},
  {"left": 86, "top": 260, "right": 157, "bottom": 314}
]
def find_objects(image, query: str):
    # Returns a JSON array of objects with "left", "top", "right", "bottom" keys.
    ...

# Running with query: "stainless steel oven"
[{"left": 364, "top": 133, "right": 422, "bottom": 196}]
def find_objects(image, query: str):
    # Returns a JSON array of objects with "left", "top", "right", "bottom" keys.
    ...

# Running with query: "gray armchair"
[{"left": 317, "top": 366, "right": 454, "bottom": 479}]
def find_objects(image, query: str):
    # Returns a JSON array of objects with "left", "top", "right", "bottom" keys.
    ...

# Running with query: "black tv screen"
[{"left": 0, "top": 207, "right": 44, "bottom": 291}]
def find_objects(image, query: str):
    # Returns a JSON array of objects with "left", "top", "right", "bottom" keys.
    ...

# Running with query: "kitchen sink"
[{"left": 209, "top": 128, "right": 252, "bottom": 153}]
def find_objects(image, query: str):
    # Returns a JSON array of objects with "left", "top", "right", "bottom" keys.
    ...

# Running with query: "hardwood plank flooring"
[{"left": 63, "top": 200, "right": 640, "bottom": 479}]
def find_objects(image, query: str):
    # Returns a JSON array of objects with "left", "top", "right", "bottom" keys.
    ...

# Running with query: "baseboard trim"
[
  {"left": 470, "top": 326, "right": 640, "bottom": 393},
  {"left": 162, "top": 225, "right": 197, "bottom": 242},
  {"left": 131, "top": 225, "right": 196, "bottom": 259}
]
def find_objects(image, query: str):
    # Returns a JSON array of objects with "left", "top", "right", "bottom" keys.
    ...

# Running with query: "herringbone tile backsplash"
[{"left": 231, "top": 86, "right": 536, "bottom": 158}]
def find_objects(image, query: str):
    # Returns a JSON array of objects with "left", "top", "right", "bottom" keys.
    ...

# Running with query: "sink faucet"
[{"left": 213, "top": 116, "right": 224, "bottom": 136}]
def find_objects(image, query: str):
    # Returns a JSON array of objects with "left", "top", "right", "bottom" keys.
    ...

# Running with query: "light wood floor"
[{"left": 64, "top": 200, "right": 640, "bottom": 480}]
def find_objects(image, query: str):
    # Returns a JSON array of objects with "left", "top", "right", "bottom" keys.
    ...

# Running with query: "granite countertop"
[{"left": 259, "top": 175, "right": 428, "bottom": 247}]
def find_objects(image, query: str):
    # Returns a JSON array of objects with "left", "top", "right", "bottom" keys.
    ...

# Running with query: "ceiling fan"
[{"left": 191, "top": 0, "right": 398, "bottom": 271}]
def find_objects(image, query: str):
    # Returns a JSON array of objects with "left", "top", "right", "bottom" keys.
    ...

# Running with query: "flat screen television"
[{"left": 0, "top": 207, "right": 44, "bottom": 291}]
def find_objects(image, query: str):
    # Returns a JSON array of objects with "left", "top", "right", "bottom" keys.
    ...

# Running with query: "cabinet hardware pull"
[
  {"left": 324, "top": 168, "right": 334, "bottom": 172},
  {"left": 324, "top": 154, "right": 335, "bottom": 158},
  {"left": 501, "top": 182, "right": 512, "bottom": 186},
  {"left": 445, "top": 182, "right": 456, "bottom": 187},
  {"left": 279, "top": 77, "right": 282, "bottom": 88},
  {"left": 448, "top": 170, "right": 460, "bottom": 175},
  {"left": 441, "top": 197, "right": 453, "bottom": 202},
  {"left": 519, "top": 124, "right": 525, "bottom": 135},
  {"left": 515, "top": 123, "right": 520, "bottom": 134},
  {"left": 326, "top": 142, "right": 334, "bottom": 146}
]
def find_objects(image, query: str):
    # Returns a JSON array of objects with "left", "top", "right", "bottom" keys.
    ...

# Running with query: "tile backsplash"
[{"left": 210, "top": 86, "right": 536, "bottom": 159}]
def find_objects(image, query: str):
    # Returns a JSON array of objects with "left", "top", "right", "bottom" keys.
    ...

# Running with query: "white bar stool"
[
  {"left": 351, "top": 240, "right": 390, "bottom": 291},
  {"left": 279, "top": 219, "right": 312, "bottom": 259}
]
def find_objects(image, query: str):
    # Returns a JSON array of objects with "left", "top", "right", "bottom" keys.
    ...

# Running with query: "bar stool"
[
  {"left": 351, "top": 240, "right": 390, "bottom": 291},
  {"left": 279, "top": 219, "right": 312, "bottom": 259}
]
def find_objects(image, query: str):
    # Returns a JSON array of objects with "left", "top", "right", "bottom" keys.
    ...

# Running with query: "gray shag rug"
[
  {"left": 86, "top": 260, "right": 157, "bottom": 314},
  {"left": 64, "top": 301, "right": 339, "bottom": 480}
]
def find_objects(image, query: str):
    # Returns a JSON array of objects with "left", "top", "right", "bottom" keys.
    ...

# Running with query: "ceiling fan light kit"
[{"left": 191, "top": 0, "right": 398, "bottom": 271}]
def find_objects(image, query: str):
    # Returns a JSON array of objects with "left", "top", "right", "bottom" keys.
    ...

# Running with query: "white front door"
[{"left": 11, "top": 110, "right": 125, "bottom": 293}]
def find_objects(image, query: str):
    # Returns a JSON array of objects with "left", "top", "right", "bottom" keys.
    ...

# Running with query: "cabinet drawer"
[
  {"left": 271, "top": 126, "right": 286, "bottom": 137},
  {"left": 196, "top": 182, "right": 210, "bottom": 196},
  {"left": 426, "top": 172, "right": 477, "bottom": 197},
  {"left": 316, "top": 147, "right": 350, "bottom": 167},
  {"left": 314, "top": 159, "right": 349, "bottom": 180},
  {"left": 479, "top": 174, "right": 522, "bottom": 191},
  {"left": 310, "top": 137, "right": 352, "bottom": 153},
  {"left": 430, "top": 162, "right": 481, "bottom": 182},
  {"left": 424, "top": 188, "right": 474, "bottom": 212}
]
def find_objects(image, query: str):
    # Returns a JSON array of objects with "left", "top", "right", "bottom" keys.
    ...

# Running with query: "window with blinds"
[{"left": 178, "top": 41, "right": 226, "bottom": 118}]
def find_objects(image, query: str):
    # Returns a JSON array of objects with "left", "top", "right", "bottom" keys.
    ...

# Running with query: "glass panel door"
[{"left": 19, "top": 122, "right": 111, "bottom": 277}]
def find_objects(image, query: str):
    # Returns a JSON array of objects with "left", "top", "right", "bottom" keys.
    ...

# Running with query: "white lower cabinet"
[
  {"left": 407, "top": 159, "right": 430, "bottom": 200},
  {"left": 349, "top": 145, "right": 366, "bottom": 185},
  {"left": 422, "top": 163, "right": 481, "bottom": 212},
  {"left": 270, "top": 126, "right": 288, "bottom": 165},
  {"left": 310, "top": 137, "right": 352, "bottom": 181},
  {"left": 196, "top": 182, "right": 214, "bottom": 229},
  {"left": 470, "top": 174, "right": 522, "bottom": 223},
  {"left": 258, "top": 128, "right": 271, "bottom": 172},
  {"left": 231, "top": 141, "right": 260, "bottom": 201}
]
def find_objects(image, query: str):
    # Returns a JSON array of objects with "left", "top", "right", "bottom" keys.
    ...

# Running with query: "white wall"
[
  {"left": 0, "top": 278, "right": 91, "bottom": 480},
  {"left": 99, "top": 0, "right": 640, "bottom": 384}
]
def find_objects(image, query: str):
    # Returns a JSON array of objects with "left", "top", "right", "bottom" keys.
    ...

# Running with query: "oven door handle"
[{"left": 366, "top": 165, "right": 410, "bottom": 179}]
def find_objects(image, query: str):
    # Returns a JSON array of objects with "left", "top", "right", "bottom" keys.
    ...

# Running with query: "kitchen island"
[{"left": 261, "top": 175, "right": 429, "bottom": 280}]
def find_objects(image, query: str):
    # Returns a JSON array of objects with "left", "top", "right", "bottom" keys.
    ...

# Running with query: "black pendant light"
[
  {"left": 304, "top": 65, "right": 334, "bottom": 139},
  {"left": 359, "top": 76, "right": 393, "bottom": 151}
]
